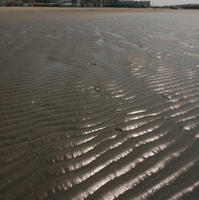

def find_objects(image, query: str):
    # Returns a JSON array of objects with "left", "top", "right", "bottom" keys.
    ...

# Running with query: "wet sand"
[{"left": 0, "top": 8, "right": 199, "bottom": 200}]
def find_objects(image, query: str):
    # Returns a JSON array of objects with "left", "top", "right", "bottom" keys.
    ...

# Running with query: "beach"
[{"left": 0, "top": 8, "right": 199, "bottom": 200}]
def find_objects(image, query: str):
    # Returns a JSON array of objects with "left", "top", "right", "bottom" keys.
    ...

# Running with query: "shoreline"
[{"left": 0, "top": 7, "right": 195, "bottom": 12}]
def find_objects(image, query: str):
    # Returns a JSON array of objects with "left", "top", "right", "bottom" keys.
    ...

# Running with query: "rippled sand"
[{"left": 0, "top": 8, "right": 199, "bottom": 200}]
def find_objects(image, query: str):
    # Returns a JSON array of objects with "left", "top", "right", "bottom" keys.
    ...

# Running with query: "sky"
[{"left": 151, "top": 0, "right": 199, "bottom": 6}]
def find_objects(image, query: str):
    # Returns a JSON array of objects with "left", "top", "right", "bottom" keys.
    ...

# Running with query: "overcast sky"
[{"left": 151, "top": 0, "right": 199, "bottom": 6}]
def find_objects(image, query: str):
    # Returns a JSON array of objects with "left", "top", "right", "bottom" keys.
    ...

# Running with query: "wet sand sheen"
[{"left": 0, "top": 8, "right": 199, "bottom": 200}]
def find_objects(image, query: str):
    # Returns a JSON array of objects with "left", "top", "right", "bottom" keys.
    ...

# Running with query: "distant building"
[{"left": 109, "top": 0, "right": 150, "bottom": 7}]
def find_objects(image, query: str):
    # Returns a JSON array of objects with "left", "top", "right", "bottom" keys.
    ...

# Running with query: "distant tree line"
[{"left": 21, "top": 0, "right": 150, "bottom": 7}]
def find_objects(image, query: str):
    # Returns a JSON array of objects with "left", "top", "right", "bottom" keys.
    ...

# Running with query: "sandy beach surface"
[{"left": 0, "top": 8, "right": 199, "bottom": 200}]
